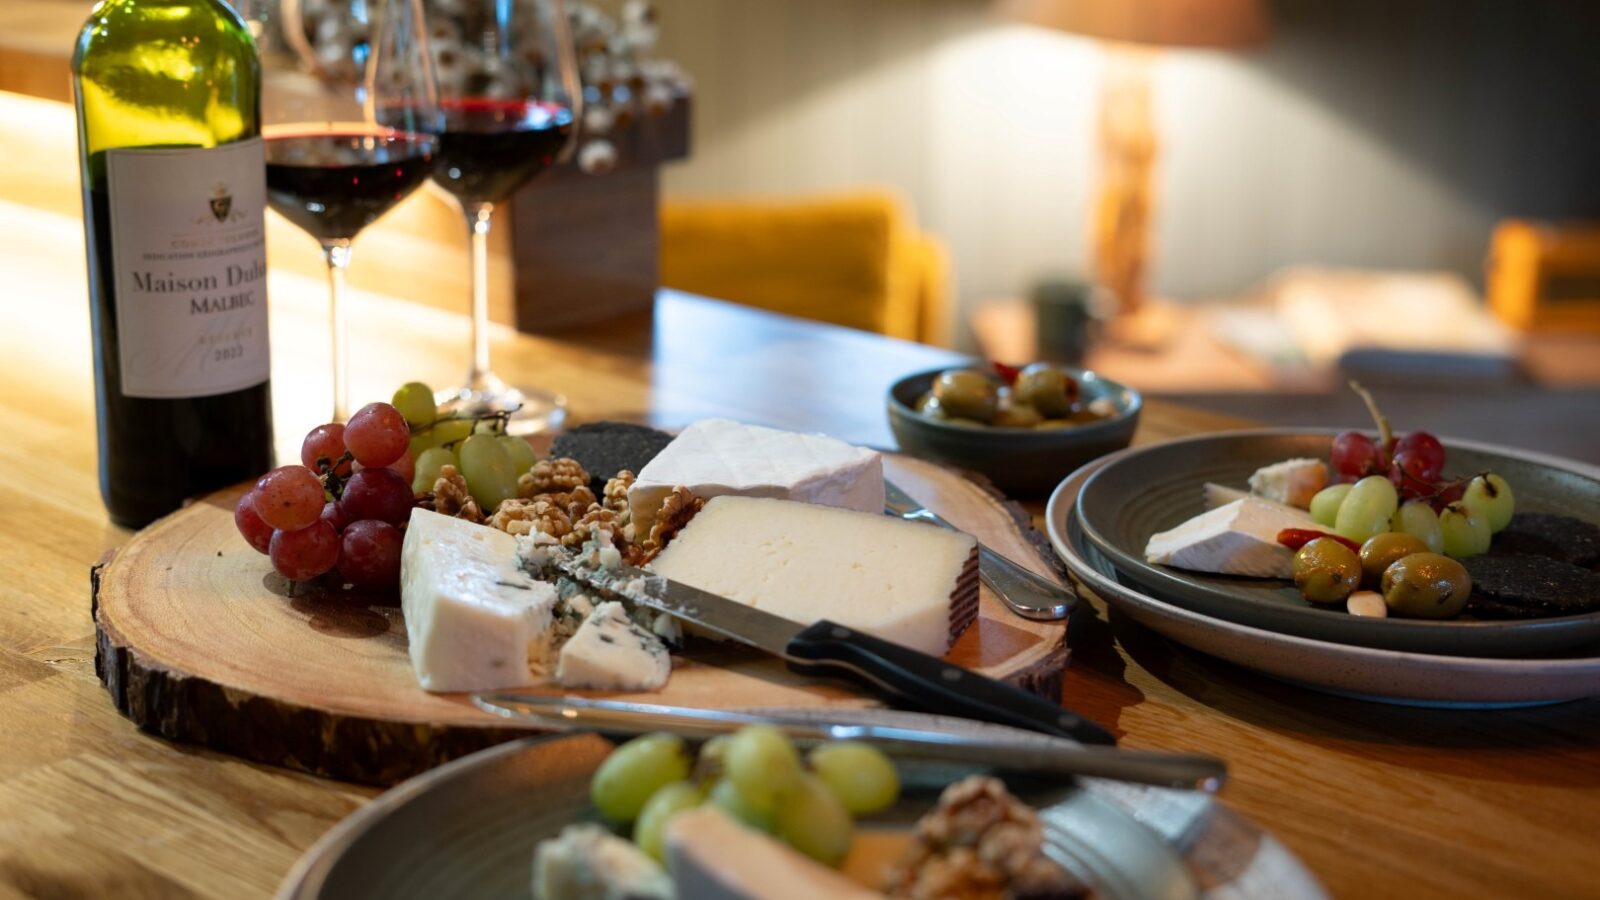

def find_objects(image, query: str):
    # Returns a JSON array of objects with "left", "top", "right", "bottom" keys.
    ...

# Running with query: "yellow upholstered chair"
[{"left": 660, "top": 192, "right": 953, "bottom": 346}]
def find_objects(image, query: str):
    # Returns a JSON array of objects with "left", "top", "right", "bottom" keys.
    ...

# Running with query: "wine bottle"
[{"left": 73, "top": 0, "right": 275, "bottom": 529}]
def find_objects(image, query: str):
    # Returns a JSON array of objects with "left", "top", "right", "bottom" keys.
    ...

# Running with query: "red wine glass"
[
  {"left": 259, "top": 0, "right": 441, "bottom": 421},
  {"left": 422, "top": 0, "right": 582, "bottom": 434}
]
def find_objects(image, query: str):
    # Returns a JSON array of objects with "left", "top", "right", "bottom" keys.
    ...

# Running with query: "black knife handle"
[{"left": 784, "top": 620, "right": 1115, "bottom": 746}]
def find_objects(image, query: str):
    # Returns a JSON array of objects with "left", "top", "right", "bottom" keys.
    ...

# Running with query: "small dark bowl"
[{"left": 887, "top": 365, "right": 1142, "bottom": 497}]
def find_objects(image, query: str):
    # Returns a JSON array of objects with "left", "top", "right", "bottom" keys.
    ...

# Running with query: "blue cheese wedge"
[
  {"left": 555, "top": 601, "right": 672, "bottom": 691},
  {"left": 400, "top": 509, "right": 560, "bottom": 692},
  {"left": 1145, "top": 496, "right": 1329, "bottom": 579},
  {"left": 534, "top": 823, "right": 672, "bottom": 900},
  {"left": 628, "top": 419, "right": 885, "bottom": 535}
]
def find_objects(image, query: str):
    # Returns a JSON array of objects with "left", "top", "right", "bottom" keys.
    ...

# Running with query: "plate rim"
[{"left": 1072, "top": 427, "right": 1600, "bottom": 642}]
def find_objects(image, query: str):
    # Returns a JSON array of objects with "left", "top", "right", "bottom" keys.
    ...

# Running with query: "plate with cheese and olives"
[{"left": 1073, "top": 427, "right": 1600, "bottom": 659}]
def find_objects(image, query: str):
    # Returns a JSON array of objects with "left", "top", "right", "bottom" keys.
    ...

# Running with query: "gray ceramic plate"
[
  {"left": 1075, "top": 430, "right": 1600, "bottom": 658},
  {"left": 277, "top": 730, "right": 1217, "bottom": 900},
  {"left": 1048, "top": 456, "right": 1600, "bottom": 707}
]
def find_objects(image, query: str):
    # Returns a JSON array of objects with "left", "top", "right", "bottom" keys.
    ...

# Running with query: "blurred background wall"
[{"left": 654, "top": 0, "right": 1600, "bottom": 347}]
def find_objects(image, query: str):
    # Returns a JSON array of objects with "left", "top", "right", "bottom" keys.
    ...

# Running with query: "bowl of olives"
[{"left": 887, "top": 362, "right": 1141, "bottom": 496}]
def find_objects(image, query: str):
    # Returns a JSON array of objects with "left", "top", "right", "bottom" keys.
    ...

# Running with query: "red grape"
[
  {"left": 253, "top": 466, "right": 326, "bottom": 531},
  {"left": 1392, "top": 432, "right": 1445, "bottom": 481},
  {"left": 345, "top": 402, "right": 410, "bottom": 468},
  {"left": 337, "top": 519, "right": 404, "bottom": 590},
  {"left": 351, "top": 453, "right": 417, "bottom": 486},
  {"left": 339, "top": 467, "right": 415, "bottom": 526},
  {"left": 320, "top": 499, "right": 349, "bottom": 532},
  {"left": 301, "top": 423, "right": 353, "bottom": 477},
  {"left": 269, "top": 520, "right": 341, "bottom": 581},
  {"left": 1330, "top": 431, "right": 1384, "bottom": 478},
  {"left": 234, "top": 491, "right": 273, "bottom": 554},
  {"left": 1430, "top": 481, "right": 1467, "bottom": 513}
]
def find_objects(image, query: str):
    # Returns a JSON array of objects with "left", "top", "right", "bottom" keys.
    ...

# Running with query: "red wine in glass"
[
  {"left": 429, "top": 99, "right": 574, "bottom": 206},
  {"left": 265, "top": 132, "right": 438, "bottom": 242}
]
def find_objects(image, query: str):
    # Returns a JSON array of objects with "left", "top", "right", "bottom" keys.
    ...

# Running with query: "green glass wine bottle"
[{"left": 73, "top": 0, "right": 276, "bottom": 529}]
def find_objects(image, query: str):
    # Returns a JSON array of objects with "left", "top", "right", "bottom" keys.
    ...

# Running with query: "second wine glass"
[{"left": 423, "top": 0, "right": 582, "bottom": 434}]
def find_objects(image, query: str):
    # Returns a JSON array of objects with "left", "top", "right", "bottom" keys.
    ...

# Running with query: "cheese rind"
[
  {"left": 666, "top": 807, "right": 884, "bottom": 900},
  {"left": 648, "top": 496, "right": 978, "bottom": 655},
  {"left": 628, "top": 419, "right": 885, "bottom": 534},
  {"left": 400, "top": 508, "right": 559, "bottom": 692},
  {"left": 1145, "top": 496, "right": 1328, "bottom": 578},
  {"left": 555, "top": 601, "right": 672, "bottom": 691}
]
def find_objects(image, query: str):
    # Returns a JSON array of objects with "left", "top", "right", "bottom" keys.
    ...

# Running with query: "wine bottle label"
[{"left": 105, "top": 139, "right": 270, "bottom": 399}]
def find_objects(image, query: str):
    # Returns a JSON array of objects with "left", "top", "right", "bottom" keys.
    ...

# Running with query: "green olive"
[
  {"left": 914, "top": 392, "right": 943, "bottom": 417},
  {"left": 1381, "top": 553, "right": 1471, "bottom": 619},
  {"left": 992, "top": 398, "right": 1043, "bottom": 428},
  {"left": 1292, "top": 538, "right": 1362, "bottom": 603},
  {"left": 932, "top": 370, "right": 1000, "bottom": 423},
  {"left": 1035, "top": 418, "right": 1077, "bottom": 430},
  {"left": 1359, "top": 532, "right": 1430, "bottom": 585},
  {"left": 1012, "top": 364, "right": 1079, "bottom": 418}
]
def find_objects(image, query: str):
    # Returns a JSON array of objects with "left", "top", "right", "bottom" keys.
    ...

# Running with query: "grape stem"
[
  {"left": 315, "top": 450, "right": 356, "bottom": 499},
  {"left": 1348, "top": 380, "right": 1393, "bottom": 453}
]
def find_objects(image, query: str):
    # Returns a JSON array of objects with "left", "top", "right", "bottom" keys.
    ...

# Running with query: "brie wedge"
[
  {"left": 648, "top": 496, "right": 979, "bottom": 655},
  {"left": 1247, "top": 458, "right": 1328, "bottom": 509},
  {"left": 666, "top": 807, "right": 883, "bottom": 900},
  {"left": 555, "top": 601, "right": 672, "bottom": 692},
  {"left": 628, "top": 419, "right": 884, "bottom": 535},
  {"left": 1145, "top": 496, "right": 1328, "bottom": 578},
  {"left": 400, "top": 508, "right": 559, "bottom": 692}
]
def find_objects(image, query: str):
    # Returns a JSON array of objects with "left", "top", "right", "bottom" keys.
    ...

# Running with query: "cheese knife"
[
  {"left": 884, "top": 479, "right": 1076, "bottom": 621},
  {"left": 473, "top": 695, "right": 1224, "bottom": 791},
  {"left": 555, "top": 560, "right": 1116, "bottom": 746}
]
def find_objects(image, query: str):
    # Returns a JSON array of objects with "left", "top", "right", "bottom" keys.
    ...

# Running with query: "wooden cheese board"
[{"left": 93, "top": 454, "right": 1072, "bottom": 786}]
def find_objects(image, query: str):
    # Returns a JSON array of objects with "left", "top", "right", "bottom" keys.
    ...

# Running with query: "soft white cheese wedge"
[
  {"left": 1144, "top": 496, "right": 1328, "bottom": 578},
  {"left": 400, "top": 508, "right": 559, "bottom": 692},
  {"left": 534, "top": 823, "right": 673, "bottom": 900},
  {"left": 627, "top": 419, "right": 885, "bottom": 535},
  {"left": 1202, "top": 482, "right": 1250, "bottom": 511},
  {"left": 555, "top": 601, "right": 671, "bottom": 692},
  {"left": 648, "top": 496, "right": 979, "bottom": 655},
  {"left": 1247, "top": 458, "right": 1328, "bottom": 509},
  {"left": 666, "top": 807, "right": 884, "bottom": 900}
]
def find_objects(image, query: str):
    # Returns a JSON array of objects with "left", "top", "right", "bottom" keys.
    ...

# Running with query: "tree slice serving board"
[{"left": 93, "top": 454, "right": 1071, "bottom": 786}]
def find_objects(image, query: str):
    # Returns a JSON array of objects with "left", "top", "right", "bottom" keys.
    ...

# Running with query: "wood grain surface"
[
  {"left": 1, "top": 161, "right": 1599, "bottom": 899},
  {"left": 90, "top": 454, "right": 1068, "bottom": 785}
]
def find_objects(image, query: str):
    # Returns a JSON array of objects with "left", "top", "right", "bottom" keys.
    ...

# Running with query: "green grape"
[
  {"left": 1464, "top": 473, "right": 1515, "bottom": 533},
  {"left": 725, "top": 725, "right": 803, "bottom": 814},
  {"left": 696, "top": 734, "right": 733, "bottom": 778},
  {"left": 458, "top": 434, "right": 518, "bottom": 511},
  {"left": 412, "top": 446, "right": 458, "bottom": 495},
  {"left": 633, "top": 781, "right": 704, "bottom": 861},
  {"left": 430, "top": 418, "right": 474, "bottom": 448},
  {"left": 408, "top": 431, "right": 440, "bottom": 459},
  {"left": 498, "top": 435, "right": 538, "bottom": 476},
  {"left": 391, "top": 382, "right": 437, "bottom": 428},
  {"left": 1334, "top": 475, "right": 1399, "bottom": 543},
  {"left": 1439, "top": 502, "right": 1492, "bottom": 558},
  {"left": 807, "top": 741, "right": 899, "bottom": 815},
  {"left": 774, "top": 774, "right": 854, "bottom": 867},
  {"left": 708, "top": 778, "right": 773, "bottom": 832},
  {"left": 1390, "top": 501, "right": 1444, "bottom": 554},
  {"left": 474, "top": 416, "right": 505, "bottom": 435},
  {"left": 590, "top": 733, "right": 691, "bottom": 824},
  {"left": 1309, "top": 484, "right": 1353, "bottom": 527}
]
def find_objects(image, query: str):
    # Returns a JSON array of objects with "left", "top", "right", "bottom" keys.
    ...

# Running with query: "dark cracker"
[
  {"left": 1487, "top": 512, "right": 1600, "bottom": 568},
  {"left": 1463, "top": 555, "right": 1600, "bottom": 619},
  {"left": 550, "top": 422, "right": 676, "bottom": 491}
]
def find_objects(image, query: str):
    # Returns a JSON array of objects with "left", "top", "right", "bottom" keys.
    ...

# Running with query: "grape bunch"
[
  {"left": 234, "top": 381, "right": 541, "bottom": 590},
  {"left": 590, "top": 727, "right": 900, "bottom": 866}
]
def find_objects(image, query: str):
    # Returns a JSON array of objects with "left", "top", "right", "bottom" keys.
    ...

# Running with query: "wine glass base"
[{"left": 435, "top": 382, "right": 567, "bottom": 436}]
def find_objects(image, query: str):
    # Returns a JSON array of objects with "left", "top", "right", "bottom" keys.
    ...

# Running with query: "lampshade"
[{"left": 998, "top": 0, "right": 1270, "bottom": 49}]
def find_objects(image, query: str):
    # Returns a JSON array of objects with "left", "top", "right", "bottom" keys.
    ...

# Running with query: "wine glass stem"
[
  {"left": 465, "top": 203, "right": 494, "bottom": 390},
  {"left": 321, "top": 240, "right": 353, "bottom": 421}
]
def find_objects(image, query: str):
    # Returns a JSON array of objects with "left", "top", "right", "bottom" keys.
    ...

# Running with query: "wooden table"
[{"left": 1, "top": 160, "right": 1597, "bottom": 900}]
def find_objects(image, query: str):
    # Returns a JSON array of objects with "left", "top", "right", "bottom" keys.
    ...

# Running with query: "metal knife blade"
[
  {"left": 555, "top": 559, "right": 1116, "bottom": 745},
  {"left": 884, "top": 479, "right": 1076, "bottom": 621},
  {"left": 473, "top": 694, "right": 1225, "bottom": 791}
]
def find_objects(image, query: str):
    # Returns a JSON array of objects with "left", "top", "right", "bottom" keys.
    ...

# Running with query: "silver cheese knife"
[
  {"left": 555, "top": 559, "right": 1116, "bottom": 746},
  {"left": 472, "top": 695, "right": 1226, "bottom": 792},
  {"left": 884, "top": 479, "right": 1076, "bottom": 620}
]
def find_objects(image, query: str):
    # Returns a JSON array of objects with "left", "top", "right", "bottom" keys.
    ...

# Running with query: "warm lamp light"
[{"left": 999, "top": 0, "right": 1269, "bottom": 318}]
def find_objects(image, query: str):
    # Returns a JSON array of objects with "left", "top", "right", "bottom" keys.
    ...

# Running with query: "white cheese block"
[
  {"left": 400, "top": 508, "right": 559, "bottom": 692},
  {"left": 628, "top": 418, "right": 884, "bottom": 535},
  {"left": 666, "top": 807, "right": 884, "bottom": 900},
  {"left": 1247, "top": 458, "right": 1328, "bottom": 509},
  {"left": 555, "top": 601, "right": 671, "bottom": 692},
  {"left": 534, "top": 823, "right": 673, "bottom": 900},
  {"left": 1144, "top": 496, "right": 1328, "bottom": 579},
  {"left": 648, "top": 496, "right": 979, "bottom": 655}
]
